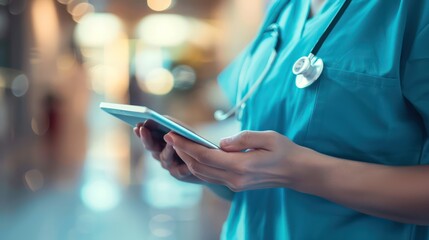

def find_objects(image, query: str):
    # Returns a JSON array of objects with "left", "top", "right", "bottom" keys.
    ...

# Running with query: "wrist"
[{"left": 287, "top": 146, "right": 330, "bottom": 194}]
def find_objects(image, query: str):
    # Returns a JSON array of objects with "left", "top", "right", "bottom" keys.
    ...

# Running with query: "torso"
[{"left": 219, "top": 0, "right": 429, "bottom": 239}]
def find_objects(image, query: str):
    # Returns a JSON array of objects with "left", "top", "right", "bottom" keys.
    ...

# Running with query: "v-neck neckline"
[
  {"left": 307, "top": 0, "right": 330, "bottom": 20},
  {"left": 305, "top": 0, "right": 331, "bottom": 24}
]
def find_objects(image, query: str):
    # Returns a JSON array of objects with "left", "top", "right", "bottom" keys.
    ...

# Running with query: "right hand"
[{"left": 134, "top": 121, "right": 204, "bottom": 184}]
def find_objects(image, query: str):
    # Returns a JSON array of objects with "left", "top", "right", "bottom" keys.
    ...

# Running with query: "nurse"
[{"left": 135, "top": 0, "right": 429, "bottom": 239}]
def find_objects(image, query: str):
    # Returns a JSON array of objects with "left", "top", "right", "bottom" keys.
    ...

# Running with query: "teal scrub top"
[{"left": 218, "top": 0, "right": 429, "bottom": 239}]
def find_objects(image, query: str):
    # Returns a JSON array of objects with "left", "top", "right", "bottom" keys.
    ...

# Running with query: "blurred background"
[{"left": 0, "top": 0, "right": 267, "bottom": 239}]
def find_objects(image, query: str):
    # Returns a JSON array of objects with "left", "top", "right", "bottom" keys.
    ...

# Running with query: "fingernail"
[{"left": 164, "top": 134, "right": 174, "bottom": 144}]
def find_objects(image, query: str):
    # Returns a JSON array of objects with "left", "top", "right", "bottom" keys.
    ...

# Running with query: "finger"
[
  {"left": 193, "top": 171, "right": 226, "bottom": 186},
  {"left": 140, "top": 126, "right": 163, "bottom": 152},
  {"left": 165, "top": 132, "right": 238, "bottom": 170},
  {"left": 151, "top": 152, "right": 161, "bottom": 161},
  {"left": 164, "top": 132, "right": 232, "bottom": 168},
  {"left": 169, "top": 164, "right": 192, "bottom": 179},
  {"left": 169, "top": 164, "right": 224, "bottom": 185},
  {"left": 220, "top": 130, "right": 275, "bottom": 152},
  {"left": 175, "top": 149, "right": 232, "bottom": 184},
  {"left": 134, "top": 123, "right": 144, "bottom": 138},
  {"left": 134, "top": 127, "right": 140, "bottom": 138},
  {"left": 159, "top": 144, "right": 176, "bottom": 168}
]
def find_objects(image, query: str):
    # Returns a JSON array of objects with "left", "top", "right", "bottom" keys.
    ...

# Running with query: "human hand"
[
  {"left": 134, "top": 121, "right": 204, "bottom": 184},
  {"left": 164, "top": 130, "right": 310, "bottom": 191}
]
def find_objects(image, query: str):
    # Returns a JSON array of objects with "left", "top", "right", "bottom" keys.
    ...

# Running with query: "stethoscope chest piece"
[{"left": 293, "top": 55, "right": 324, "bottom": 89}]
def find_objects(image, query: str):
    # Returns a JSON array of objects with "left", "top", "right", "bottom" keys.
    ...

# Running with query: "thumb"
[{"left": 220, "top": 131, "right": 272, "bottom": 152}]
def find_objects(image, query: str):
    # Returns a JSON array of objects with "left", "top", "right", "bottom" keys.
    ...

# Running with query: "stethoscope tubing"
[
  {"left": 215, "top": 0, "right": 352, "bottom": 121},
  {"left": 214, "top": 50, "right": 277, "bottom": 121},
  {"left": 309, "top": 0, "right": 351, "bottom": 56}
]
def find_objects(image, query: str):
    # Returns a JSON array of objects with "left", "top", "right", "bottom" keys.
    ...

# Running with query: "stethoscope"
[{"left": 214, "top": 0, "right": 351, "bottom": 121}]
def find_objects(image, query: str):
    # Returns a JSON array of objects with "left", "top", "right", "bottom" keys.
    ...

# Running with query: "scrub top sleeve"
[
  {"left": 217, "top": 48, "right": 249, "bottom": 105},
  {"left": 401, "top": 24, "right": 429, "bottom": 162}
]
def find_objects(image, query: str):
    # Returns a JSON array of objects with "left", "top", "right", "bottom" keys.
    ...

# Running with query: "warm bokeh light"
[
  {"left": 75, "top": 13, "right": 123, "bottom": 47},
  {"left": 88, "top": 65, "right": 109, "bottom": 94},
  {"left": 71, "top": 2, "right": 94, "bottom": 22},
  {"left": 103, "top": 37, "right": 130, "bottom": 100},
  {"left": 135, "top": 46, "right": 165, "bottom": 82},
  {"left": 31, "top": 0, "right": 60, "bottom": 57},
  {"left": 86, "top": 37, "right": 129, "bottom": 98},
  {"left": 147, "top": 0, "right": 174, "bottom": 12},
  {"left": 138, "top": 68, "right": 174, "bottom": 95},
  {"left": 136, "top": 14, "right": 190, "bottom": 47}
]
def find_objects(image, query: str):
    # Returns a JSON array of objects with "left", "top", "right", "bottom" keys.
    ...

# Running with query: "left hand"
[{"left": 163, "top": 130, "right": 310, "bottom": 192}]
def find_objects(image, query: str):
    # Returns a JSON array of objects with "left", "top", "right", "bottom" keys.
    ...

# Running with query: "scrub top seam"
[
  {"left": 299, "top": 0, "right": 311, "bottom": 39},
  {"left": 324, "top": 66, "right": 397, "bottom": 81}
]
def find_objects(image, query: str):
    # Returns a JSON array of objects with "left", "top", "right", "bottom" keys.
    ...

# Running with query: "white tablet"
[{"left": 100, "top": 102, "right": 219, "bottom": 149}]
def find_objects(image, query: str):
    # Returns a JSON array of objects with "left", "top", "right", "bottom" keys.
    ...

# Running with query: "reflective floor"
[{"left": 1, "top": 186, "right": 229, "bottom": 240}]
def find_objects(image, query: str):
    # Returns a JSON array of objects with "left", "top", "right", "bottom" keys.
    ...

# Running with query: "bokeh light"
[
  {"left": 11, "top": 74, "right": 29, "bottom": 97},
  {"left": 149, "top": 214, "right": 175, "bottom": 238},
  {"left": 172, "top": 65, "right": 196, "bottom": 90},
  {"left": 31, "top": 0, "right": 60, "bottom": 55},
  {"left": 139, "top": 68, "right": 174, "bottom": 95},
  {"left": 147, "top": 0, "right": 174, "bottom": 12},
  {"left": 135, "top": 47, "right": 164, "bottom": 79},
  {"left": 136, "top": 14, "right": 190, "bottom": 47},
  {"left": 89, "top": 64, "right": 110, "bottom": 94},
  {"left": 70, "top": 2, "right": 94, "bottom": 22},
  {"left": 81, "top": 178, "right": 121, "bottom": 212},
  {"left": 75, "top": 13, "right": 123, "bottom": 47},
  {"left": 24, "top": 169, "right": 45, "bottom": 192},
  {"left": 31, "top": 117, "right": 49, "bottom": 136}
]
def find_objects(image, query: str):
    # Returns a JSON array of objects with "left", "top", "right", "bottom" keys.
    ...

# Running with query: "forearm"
[{"left": 293, "top": 148, "right": 429, "bottom": 225}]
